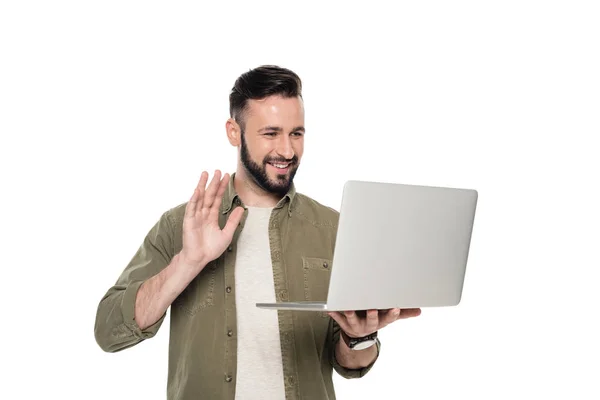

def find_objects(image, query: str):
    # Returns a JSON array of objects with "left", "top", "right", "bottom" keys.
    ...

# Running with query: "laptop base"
[{"left": 256, "top": 302, "right": 329, "bottom": 311}]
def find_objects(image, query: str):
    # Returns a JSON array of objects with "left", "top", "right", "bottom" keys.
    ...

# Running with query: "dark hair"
[{"left": 229, "top": 65, "right": 302, "bottom": 129}]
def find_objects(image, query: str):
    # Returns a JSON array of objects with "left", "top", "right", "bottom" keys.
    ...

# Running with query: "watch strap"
[{"left": 340, "top": 330, "right": 378, "bottom": 349}]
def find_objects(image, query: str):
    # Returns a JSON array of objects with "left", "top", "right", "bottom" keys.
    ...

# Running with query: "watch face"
[{"left": 352, "top": 339, "right": 377, "bottom": 351}]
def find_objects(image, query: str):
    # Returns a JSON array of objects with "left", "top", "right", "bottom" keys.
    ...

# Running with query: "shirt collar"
[{"left": 221, "top": 172, "right": 297, "bottom": 215}]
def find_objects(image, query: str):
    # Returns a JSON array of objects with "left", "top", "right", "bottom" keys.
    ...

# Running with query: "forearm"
[
  {"left": 335, "top": 335, "right": 378, "bottom": 369},
  {"left": 135, "top": 252, "right": 204, "bottom": 330},
  {"left": 95, "top": 252, "right": 203, "bottom": 352}
]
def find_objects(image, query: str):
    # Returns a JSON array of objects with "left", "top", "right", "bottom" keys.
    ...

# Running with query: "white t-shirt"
[{"left": 234, "top": 206, "right": 285, "bottom": 400}]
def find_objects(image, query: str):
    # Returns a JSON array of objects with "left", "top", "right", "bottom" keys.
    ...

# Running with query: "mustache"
[{"left": 264, "top": 155, "right": 298, "bottom": 165}]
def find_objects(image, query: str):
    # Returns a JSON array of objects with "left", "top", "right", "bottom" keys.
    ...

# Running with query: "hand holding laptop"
[{"left": 328, "top": 308, "right": 422, "bottom": 339}]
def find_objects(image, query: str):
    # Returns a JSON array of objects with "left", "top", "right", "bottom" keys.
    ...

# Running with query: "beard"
[{"left": 240, "top": 132, "right": 299, "bottom": 196}]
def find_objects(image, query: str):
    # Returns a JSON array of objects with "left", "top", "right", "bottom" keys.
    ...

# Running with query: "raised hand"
[{"left": 180, "top": 170, "right": 244, "bottom": 271}]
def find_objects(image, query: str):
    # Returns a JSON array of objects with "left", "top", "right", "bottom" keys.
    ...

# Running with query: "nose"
[{"left": 276, "top": 135, "right": 295, "bottom": 160}]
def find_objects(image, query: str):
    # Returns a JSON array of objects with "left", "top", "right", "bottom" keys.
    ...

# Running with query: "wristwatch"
[{"left": 340, "top": 330, "right": 378, "bottom": 350}]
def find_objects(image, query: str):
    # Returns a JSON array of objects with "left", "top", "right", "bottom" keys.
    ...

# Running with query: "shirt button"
[
  {"left": 278, "top": 290, "right": 288, "bottom": 301},
  {"left": 228, "top": 246, "right": 233, "bottom": 252},
  {"left": 227, "top": 330, "right": 233, "bottom": 337},
  {"left": 226, "top": 286, "right": 232, "bottom": 293},
  {"left": 323, "top": 261, "right": 329, "bottom": 268},
  {"left": 272, "top": 250, "right": 281, "bottom": 262},
  {"left": 225, "top": 375, "right": 232, "bottom": 382}
]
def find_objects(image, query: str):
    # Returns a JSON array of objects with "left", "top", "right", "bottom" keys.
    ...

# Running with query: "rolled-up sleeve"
[
  {"left": 94, "top": 210, "right": 174, "bottom": 352},
  {"left": 328, "top": 318, "right": 381, "bottom": 379}
]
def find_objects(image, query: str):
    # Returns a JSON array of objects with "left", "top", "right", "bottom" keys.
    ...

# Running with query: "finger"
[
  {"left": 222, "top": 206, "right": 244, "bottom": 239},
  {"left": 186, "top": 171, "right": 208, "bottom": 219},
  {"left": 327, "top": 312, "right": 352, "bottom": 333},
  {"left": 380, "top": 308, "right": 401, "bottom": 326},
  {"left": 202, "top": 170, "right": 222, "bottom": 210},
  {"left": 343, "top": 311, "right": 360, "bottom": 330},
  {"left": 210, "top": 173, "right": 230, "bottom": 219},
  {"left": 365, "top": 309, "right": 379, "bottom": 332},
  {"left": 398, "top": 308, "right": 422, "bottom": 319}
]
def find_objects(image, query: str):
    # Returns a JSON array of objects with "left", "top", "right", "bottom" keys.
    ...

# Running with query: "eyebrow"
[{"left": 258, "top": 126, "right": 305, "bottom": 133}]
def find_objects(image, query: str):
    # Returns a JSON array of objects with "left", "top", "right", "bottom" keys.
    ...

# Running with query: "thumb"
[{"left": 222, "top": 207, "right": 244, "bottom": 238}]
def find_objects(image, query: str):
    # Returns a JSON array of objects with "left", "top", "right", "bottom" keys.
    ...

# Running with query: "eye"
[
  {"left": 263, "top": 132, "right": 277, "bottom": 137},
  {"left": 292, "top": 131, "right": 304, "bottom": 137}
]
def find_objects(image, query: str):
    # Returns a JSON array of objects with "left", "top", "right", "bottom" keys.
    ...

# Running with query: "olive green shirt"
[{"left": 94, "top": 174, "right": 380, "bottom": 399}]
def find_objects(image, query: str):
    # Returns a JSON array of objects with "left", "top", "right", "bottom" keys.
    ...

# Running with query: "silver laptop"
[{"left": 256, "top": 180, "right": 478, "bottom": 312}]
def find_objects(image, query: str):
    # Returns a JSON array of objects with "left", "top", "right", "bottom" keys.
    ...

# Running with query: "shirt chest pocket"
[
  {"left": 173, "top": 261, "right": 217, "bottom": 316},
  {"left": 302, "top": 256, "right": 333, "bottom": 302}
]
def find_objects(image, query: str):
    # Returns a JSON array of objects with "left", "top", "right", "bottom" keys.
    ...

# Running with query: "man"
[{"left": 94, "top": 65, "right": 421, "bottom": 399}]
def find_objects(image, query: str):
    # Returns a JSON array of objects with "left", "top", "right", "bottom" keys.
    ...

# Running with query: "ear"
[{"left": 226, "top": 118, "right": 241, "bottom": 146}]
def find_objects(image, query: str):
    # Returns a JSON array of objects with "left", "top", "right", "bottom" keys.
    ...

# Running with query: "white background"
[{"left": 1, "top": 1, "right": 599, "bottom": 399}]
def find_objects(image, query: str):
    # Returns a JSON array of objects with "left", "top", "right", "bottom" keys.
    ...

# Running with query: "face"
[{"left": 235, "top": 95, "right": 305, "bottom": 196}]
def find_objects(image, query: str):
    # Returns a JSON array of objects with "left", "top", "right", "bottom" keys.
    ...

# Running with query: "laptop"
[{"left": 256, "top": 180, "right": 478, "bottom": 312}]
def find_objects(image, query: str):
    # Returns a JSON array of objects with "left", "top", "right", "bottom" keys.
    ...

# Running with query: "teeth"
[{"left": 272, "top": 163, "right": 288, "bottom": 168}]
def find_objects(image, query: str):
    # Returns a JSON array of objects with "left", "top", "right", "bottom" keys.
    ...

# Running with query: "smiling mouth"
[{"left": 267, "top": 161, "right": 292, "bottom": 171}]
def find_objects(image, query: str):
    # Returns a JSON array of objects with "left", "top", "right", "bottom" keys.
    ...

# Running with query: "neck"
[{"left": 234, "top": 165, "right": 282, "bottom": 208}]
